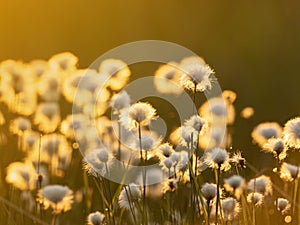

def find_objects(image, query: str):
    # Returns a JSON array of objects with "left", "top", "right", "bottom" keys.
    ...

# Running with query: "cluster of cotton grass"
[{"left": 1, "top": 52, "right": 299, "bottom": 225}]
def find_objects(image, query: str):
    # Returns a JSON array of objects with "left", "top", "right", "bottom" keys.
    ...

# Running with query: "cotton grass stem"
[
  {"left": 51, "top": 214, "right": 57, "bottom": 225},
  {"left": 215, "top": 166, "right": 221, "bottom": 225},
  {"left": 138, "top": 123, "right": 147, "bottom": 225}
]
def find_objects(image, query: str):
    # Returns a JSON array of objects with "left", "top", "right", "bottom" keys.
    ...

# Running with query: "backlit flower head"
[
  {"left": 179, "top": 125, "right": 197, "bottom": 147},
  {"left": 280, "top": 162, "right": 300, "bottom": 182},
  {"left": 160, "top": 157, "right": 175, "bottom": 175},
  {"left": 48, "top": 52, "right": 78, "bottom": 72},
  {"left": 283, "top": 117, "right": 300, "bottom": 149},
  {"left": 87, "top": 211, "right": 105, "bottom": 225},
  {"left": 29, "top": 133, "right": 72, "bottom": 176},
  {"left": 184, "top": 115, "right": 207, "bottom": 133},
  {"left": 21, "top": 130, "right": 40, "bottom": 152},
  {"left": 154, "top": 62, "right": 183, "bottom": 95},
  {"left": 34, "top": 102, "right": 61, "bottom": 133},
  {"left": 251, "top": 122, "right": 282, "bottom": 147},
  {"left": 276, "top": 198, "right": 290, "bottom": 214},
  {"left": 83, "top": 148, "right": 112, "bottom": 177},
  {"left": 60, "top": 113, "right": 89, "bottom": 140},
  {"left": 230, "top": 151, "right": 246, "bottom": 168},
  {"left": 199, "top": 97, "right": 234, "bottom": 125},
  {"left": 9, "top": 117, "right": 31, "bottom": 136},
  {"left": 118, "top": 183, "right": 141, "bottom": 210},
  {"left": 248, "top": 175, "right": 272, "bottom": 196},
  {"left": 99, "top": 59, "right": 131, "bottom": 91},
  {"left": 37, "top": 184, "right": 74, "bottom": 214},
  {"left": 156, "top": 142, "right": 174, "bottom": 159},
  {"left": 201, "top": 183, "right": 217, "bottom": 201},
  {"left": 204, "top": 147, "right": 231, "bottom": 171},
  {"left": 262, "top": 138, "right": 287, "bottom": 161},
  {"left": 131, "top": 131, "right": 161, "bottom": 160},
  {"left": 221, "top": 197, "right": 240, "bottom": 222},
  {"left": 224, "top": 175, "right": 246, "bottom": 199},
  {"left": 179, "top": 56, "right": 214, "bottom": 92},
  {"left": 110, "top": 90, "right": 131, "bottom": 113},
  {"left": 198, "top": 125, "right": 228, "bottom": 150},
  {"left": 63, "top": 69, "right": 110, "bottom": 106},
  {"left": 247, "top": 192, "right": 264, "bottom": 207},
  {"left": 27, "top": 59, "right": 49, "bottom": 80},
  {"left": 37, "top": 70, "right": 61, "bottom": 101},
  {"left": 6, "top": 160, "right": 37, "bottom": 191},
  {"left": 120, "top": 102, "right": 157, "bottom": 130}
]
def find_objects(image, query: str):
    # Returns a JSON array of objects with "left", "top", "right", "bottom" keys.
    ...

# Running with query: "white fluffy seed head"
[
  {"left": 162, "top": 158, "right": 173, "bottom": 169},
  {"left": 97, "top": 149, "right": 109, "bottom": 163},
  {"left": 247, "top": 192, "right": 264, "bottom": 207},
  {"left": 87, "top": 211, "right": 105, "bottom": 225},
  {"left": 248, "top": 175, "right": 272, "bottom": 196},
  {"left": 277, "top": 198, "right": 290, "bottom": 214},
  {"left": 280, "top": 162, "right": 300, "bottom": 182},
  {"left": 201, "top": 183, "right": 217, "bottom": 201},
  {"left": 110, "top": 91, "right": 131, "bottom": 112}
]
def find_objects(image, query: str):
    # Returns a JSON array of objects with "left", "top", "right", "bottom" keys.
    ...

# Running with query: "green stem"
[
  {"left": 118, "top": 121, "right": 121, "bottom": 160},
  {"left": 215, "top": 166, "right": 221, "bottom": 225},
  {"left": 51, "top": 214, "right": 57, "bottom": 225}
]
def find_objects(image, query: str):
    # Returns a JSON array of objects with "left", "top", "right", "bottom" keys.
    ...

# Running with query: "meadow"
[{"left": 0, "top": 52, "right": 299, "bottom": 225}]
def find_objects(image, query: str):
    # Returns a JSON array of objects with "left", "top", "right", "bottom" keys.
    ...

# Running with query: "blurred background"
[{"left": 0, "top": 0, "right": 300, "bottom": 208}]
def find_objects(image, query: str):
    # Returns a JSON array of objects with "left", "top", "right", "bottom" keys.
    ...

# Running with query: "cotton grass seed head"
[
  {"left": 87, "top": 211, "right": 105, "bottom": 225},
  {"left": 204, "top": 147, "right": 231, "bottom": 171},
  {"left": 99, "top": 58, "right": 131, "bottom": 91},
  {"left": 247, "top": 192, "right": 264, "bottom": 207},
  {"left": 280, "top": 162, "right": 300, "bottom": 182},
  {"left": 120, "top": 102, "right": 157, "bottom": 130},
  {"left": 283, "top": 117, "right": 300, "bottom": 149},
  {"left": 251, "top": 122, "right": 282, "bottom": 148},
  {"left": 201, "top": 183, "right": 217, "bottom": 201},
  {"left": 276, "top": 198, "right": 290, "bottom": 214},
  {"left": 179, "top": 56, "right": 214, "bottom": 92},
  {"left": 154, "top": 62, "right": 183, "bottom": 95},
  {"left": 184, "top": 115, "right": 207, "bottom": 133},
  {"left": 110, "top": 90, "right": 131, "bottom": 113},
  {"left": 224, "top": 175, "right": 246, "bottom": 199},
  {"left": 230, "top": 151, "right": 246, "bottom": 168},
  {"left": 262, "top": 138, "right": 287, "bottom": 161},
  {"left": 118, "top": 183, "right": 141, "bottom": 210},
  {"left": 6, "top": 160, "right": 37, "bottom": 191},
  {"left": 48, "top": 52, "right": 78, "bottom": 72},
  {"left": 37, "top": 185, "right": 73, "bottom": 214},
  {"left": 156, "top": 142, "right": 174, "bottom": 159},
  {"left": 9, "top": 117, "right": 31, "bottom": 136},
  {"left": 221, "top": 197, "right": 240, "bottom": 222},
  {"left": 248, "top": 175, "right": 272, "bottom": 196}
]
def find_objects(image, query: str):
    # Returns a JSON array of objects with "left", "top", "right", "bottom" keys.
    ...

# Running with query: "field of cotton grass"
[{"left": 0, "top": 52, "right": 299, "bottom": 225}]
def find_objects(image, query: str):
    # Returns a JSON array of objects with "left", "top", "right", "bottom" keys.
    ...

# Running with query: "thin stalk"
[
  {"left": 192, "top": 83, "right": 197, "bottom": 115},
  {"left": 51, "top": 214, "right": 57, "bottom": 225},
  {"left": 118, "top": 121, "right": 121, "bottom": 160},
  {"left": 240, "top": 194, "right": 249, "bottom": 225},
  {"left": 138, "top": 123, "right": 143, "bottom": 161},
  {"left": 215, "top": 166, "right": 221, "bottom": 225},
  {"left": 252, "top": 178, "right": 256, "bottom": 225},
  {"left": 207, "top": 199, "right": 211, "bottom": 225},
  {"left": 125, "top": 187, "right": 137, "bottom": 225},
  {"left": 292, "top": 177, "right": 299, "bottom": 217},
  {"left": 138, "top": 123, "right": 147, "bottom": 225},
  {"left": 36, "top": 134, "right": 43, "bottom": 218}
]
